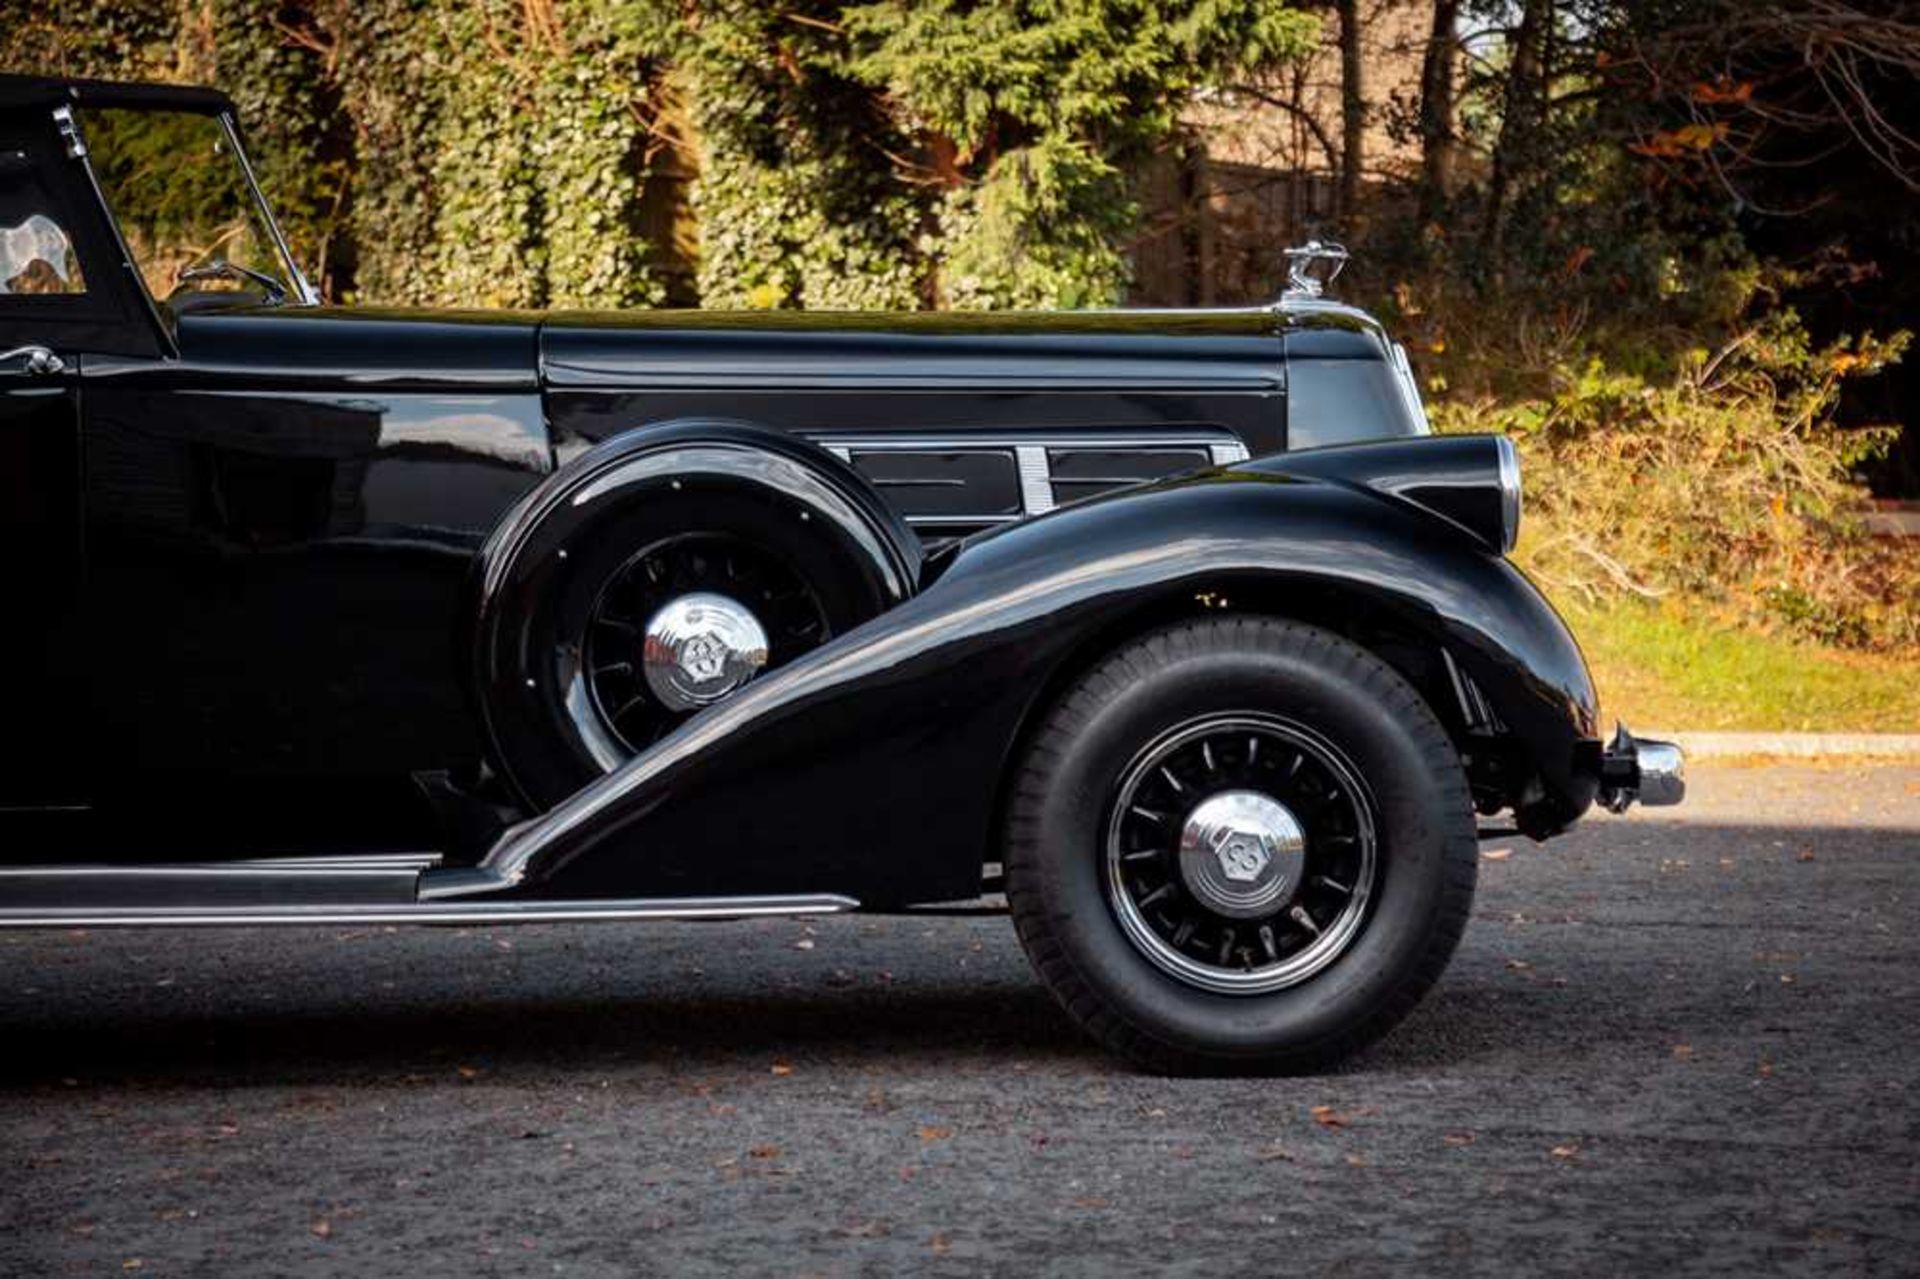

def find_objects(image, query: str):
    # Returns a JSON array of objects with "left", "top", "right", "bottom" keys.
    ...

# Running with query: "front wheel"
[{"left": 1003, "top": 616, "right": 1477, "bottom": 1074}]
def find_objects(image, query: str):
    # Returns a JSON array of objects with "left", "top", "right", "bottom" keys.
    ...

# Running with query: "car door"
[{"left": 0, "top": 115, "right": 100, "bottom": 808}]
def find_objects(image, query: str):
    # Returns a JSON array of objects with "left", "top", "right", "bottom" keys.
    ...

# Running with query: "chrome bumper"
[{"left": 1598, "top": 724, "right": 1686, "bottom": 813}]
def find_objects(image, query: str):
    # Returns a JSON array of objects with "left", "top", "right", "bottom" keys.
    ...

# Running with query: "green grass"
[{"left": 1564, "top": 600, "right": 1920, "bottom": 732}]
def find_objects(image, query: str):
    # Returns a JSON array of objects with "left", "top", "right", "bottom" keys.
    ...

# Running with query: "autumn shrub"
[{"left": 1433, "top": 313, "right": 1915, "bottom": 652}]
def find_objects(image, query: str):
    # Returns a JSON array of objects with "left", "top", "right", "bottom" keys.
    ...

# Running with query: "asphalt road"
[{"left": 2, "top": 764, "right": 1916, "bottom": 1276}]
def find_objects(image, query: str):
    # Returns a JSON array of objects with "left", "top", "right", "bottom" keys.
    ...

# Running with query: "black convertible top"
[{"left": 0, "top": 73, "right": 232, "bottom": 114}]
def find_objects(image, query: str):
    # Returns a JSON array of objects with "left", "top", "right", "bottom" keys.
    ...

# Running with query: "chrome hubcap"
[
  {"left": 580, "top": 533, "right": 831, "bottom": 760},
  {"left": 1177, "top": 790, "right": 1305, "bottom": 919},
  {"left": 641, "top": 591, "right": 769, "bottom": 712},
  {"left": 1105, "top": 713, "right": 1378, "bottom": 996}
]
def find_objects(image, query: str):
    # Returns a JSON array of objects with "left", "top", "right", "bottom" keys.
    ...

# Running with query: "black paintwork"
[
  {"left": 1, "top": 75, "right": 1607, "bottom": 901},
  {"left": 460, "top": 440, "right": 1598, "bottom": 907}
]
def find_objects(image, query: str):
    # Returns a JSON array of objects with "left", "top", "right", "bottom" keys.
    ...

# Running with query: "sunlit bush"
[{"left": 1435, "top": 313, "right": 1915, "bottom": 651}]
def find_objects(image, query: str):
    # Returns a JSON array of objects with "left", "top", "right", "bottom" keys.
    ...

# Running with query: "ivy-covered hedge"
[{"left": 4, "top": 0, "right": 1315, "bottom": 309}]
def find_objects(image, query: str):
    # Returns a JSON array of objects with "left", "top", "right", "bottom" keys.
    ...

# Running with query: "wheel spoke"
[
  {"left": 1104, "top": 712, "right": 1378, "bottom": 995},
  {"left": 581, "top": 532, "right": 831, "bottom": 757}
]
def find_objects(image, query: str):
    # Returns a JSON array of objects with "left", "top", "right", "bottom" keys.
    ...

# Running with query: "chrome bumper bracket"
[{"left": 1599, "top": 723, "right": 1687, "bottom": 812}]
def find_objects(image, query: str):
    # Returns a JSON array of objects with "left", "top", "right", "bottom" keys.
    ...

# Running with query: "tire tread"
[{"left": 1004, "top": 615, "right": 1477, "bottom": 1075}]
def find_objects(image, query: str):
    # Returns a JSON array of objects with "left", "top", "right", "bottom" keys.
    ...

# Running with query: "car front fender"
[{"left": 435, "top": 456, "right": 1600, "bottom": 907}]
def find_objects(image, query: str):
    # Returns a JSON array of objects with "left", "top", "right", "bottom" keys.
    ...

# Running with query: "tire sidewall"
[{"left": 1019, "top": 628, "right": 1465, "bottom": 1061}]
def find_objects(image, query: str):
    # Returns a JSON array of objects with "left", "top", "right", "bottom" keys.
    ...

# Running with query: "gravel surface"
[{"left": 2, "top": 764, "right": 1915, "bottom": 1275}]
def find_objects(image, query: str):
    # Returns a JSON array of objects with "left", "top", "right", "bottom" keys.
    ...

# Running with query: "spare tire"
[{"left": 470, "top": 422, "right": 920, "bottom": 810}]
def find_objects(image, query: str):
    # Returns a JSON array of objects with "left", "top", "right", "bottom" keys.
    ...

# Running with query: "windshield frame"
[
  {"left": 216, "top": 111, "right": 317, "bottom": 306},
  {"left": 72, "top": 100, "right": 318, "bottom": 317}
]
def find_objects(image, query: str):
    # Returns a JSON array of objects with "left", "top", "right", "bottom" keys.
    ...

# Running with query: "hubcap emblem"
[
  {"left": 1216, "top": 833, "right": 1270, "bottom": 883},
  {"left": 641, "top": 592, "right": 770, "bottom": 712},
  {"left": 1177, "top": 790, "right": 1306, "bottom": 919}
]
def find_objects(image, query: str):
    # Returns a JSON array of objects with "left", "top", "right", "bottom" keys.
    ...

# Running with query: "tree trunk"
[
  {"left": 1480, "top": 0, "right": 1549, "bottom": 276},
  {"left": 1416, "top": 0, "right": 1461, "bottom": 226},
  {"left": 1337, "top": 0, "right": 1365, "bottom": 229}
]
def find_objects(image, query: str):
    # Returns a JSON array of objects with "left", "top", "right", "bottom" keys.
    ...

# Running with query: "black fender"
[
  {"left": 441, "top": 439, "right": 1600, "bottom": 908},
  {"left": 465, "top": 419, "right": 922, "bottom": 805}
]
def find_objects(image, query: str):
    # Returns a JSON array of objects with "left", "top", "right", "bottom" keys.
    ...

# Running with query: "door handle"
[{"left": 0, "top": 345, "right": 66, "bottom": 376}]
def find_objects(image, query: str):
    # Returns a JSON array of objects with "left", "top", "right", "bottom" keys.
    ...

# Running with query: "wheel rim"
[
  {"left": 1104, "top": 712, "right": 1378, "bottom": 995},
  {"left": 575, "top": 533, "right": 830, "bottom": 760}
]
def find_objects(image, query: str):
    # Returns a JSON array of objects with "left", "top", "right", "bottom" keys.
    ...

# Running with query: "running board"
[{"left": 0, "top": 893, "right": 859, "bottom": 929}]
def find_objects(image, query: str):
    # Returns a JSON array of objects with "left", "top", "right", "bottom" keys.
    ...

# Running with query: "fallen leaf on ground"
[
  {"left": 1442, "top": 1132, "right": 1475, "bottom": 1147},
  {"left": 1070, "top": 1196, "right": 1108, "bottom": 1209},
  {"left": 310, "top": 1218, "right": 332, "bottom": 1239},
  {"left": 917, "top": 1125, "right": 953, "bottom": 1143},
  {"left": 1505, "top": 959, "right": 1532, "bottom": 971},
  {"left": 456, "top": 1065, "right": 482, "bottom": 1080},
  {"left": 748, "top": 1144, "right": 780, "bottom": 1159},
  {"left": 1550, "top": 1144, "right": 1579, "bottom": 1160},
  {"left": 929, "top": 1233, "right": 952, "bottom": 1255},
  {"left": 1310, "top": 1105, "right": 1352, "bottom": 1129},
  {"left": 1672, "top": 1044, "right": 1694, "bottom": 1060},
  {"left": 1481, "top": 847, "right": 1512, "bottom": 862},
  {"left": 1254, "top": 1144, "right": 1295, "bottom": 1162},
  {"left": 770, "top": 1062, "right": 794, "bottom": 1077}
]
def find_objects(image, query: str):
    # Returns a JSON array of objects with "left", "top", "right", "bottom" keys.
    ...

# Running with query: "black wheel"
[
  {"left": 1004, "top": 616, "right": 1477, "bottom": 1074},
  {"left": 511, "top": 483, "right": 900, "bottom": 807}
]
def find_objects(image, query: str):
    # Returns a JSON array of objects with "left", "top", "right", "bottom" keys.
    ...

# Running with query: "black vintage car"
[{"left": 0, "top": 74, "right": 1680, "bottom": 1072}]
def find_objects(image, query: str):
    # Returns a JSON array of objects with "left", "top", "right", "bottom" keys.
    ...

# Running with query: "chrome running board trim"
[
  {"left": 226, "top": 852, "right": 445, "bottom": 872},
  {"left": 0, "top": 893, "right": 859, "bottom": 929},
  {"left": 0, "top": 863, "right": 422, "bottom": 909}
]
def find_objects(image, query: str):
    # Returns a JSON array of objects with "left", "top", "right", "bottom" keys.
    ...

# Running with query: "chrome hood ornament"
[{"left": 1282, "top": 240, "right": 1349, "bottom": 299}]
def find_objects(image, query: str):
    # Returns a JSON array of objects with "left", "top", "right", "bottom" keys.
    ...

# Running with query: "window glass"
[
  {"left": 81, "top": 107, "right": 294, "bottom": 303},
  {"left": 0, "top": 211, "right": 86, "bottom": 295}
]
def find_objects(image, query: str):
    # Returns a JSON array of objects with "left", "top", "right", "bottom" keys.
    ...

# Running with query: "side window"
[
  {"left": 0, "top": 136, "right": 88, "bottom": 300},
  {"left": 0, "top": 210, "right": 87, "bottom": 296}
]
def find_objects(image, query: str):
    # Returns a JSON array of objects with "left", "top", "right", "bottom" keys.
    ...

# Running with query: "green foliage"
[
  {"left": 842, "top": 0, "right": 1316, "bottom": 306},
  {"left": 1564, "top": 597, "right": 1920, "bottom": 733},
  {"left": 675, "top": 2, "right": 924, "bottom": 309},
  {"left": 1433, "top": 312, "right": 1915, "bottom": 651},
  {"left": 8, "top": 1, "right": 1313, "bottom": 311}
]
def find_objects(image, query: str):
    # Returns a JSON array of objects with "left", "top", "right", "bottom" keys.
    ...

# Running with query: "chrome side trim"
[
  {"left": 0, "top": 893, "right": 860, "bottom": 930},
  {"left": 226, "top": 852, "right": 445, "bottom": 872},
  {"left": 1015, "top": 445, "right": 1055, "bottom": 515},
  {"left": 1388, "top": 342, "right": 1433, "bottom": 436}
]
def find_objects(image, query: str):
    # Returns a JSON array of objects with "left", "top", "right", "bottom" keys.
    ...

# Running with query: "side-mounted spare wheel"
[
  {"left": 1004, "top": 616, "right": 1478, "bottom": 1074},
  {"left": 471, "top": 422, "right": 921, "bottom": 810}
]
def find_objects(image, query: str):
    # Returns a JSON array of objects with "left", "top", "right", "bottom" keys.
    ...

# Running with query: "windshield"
[{"left": 80, "top": 106, "right": 304, "bottom": 306}]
